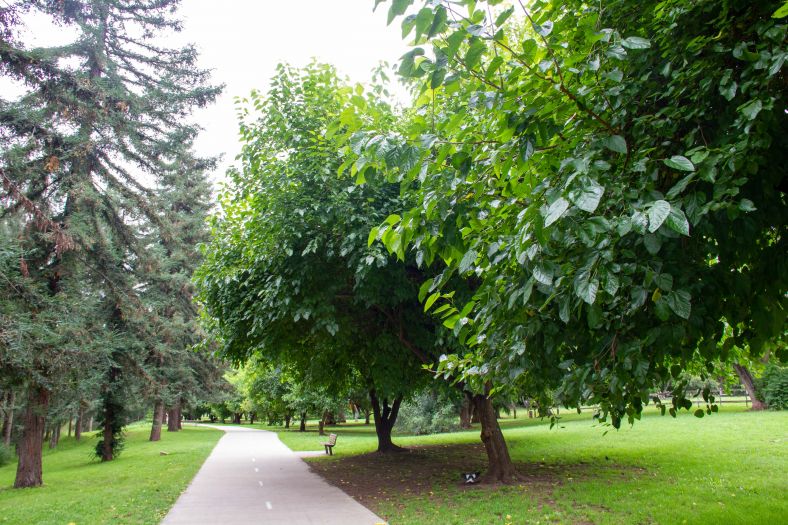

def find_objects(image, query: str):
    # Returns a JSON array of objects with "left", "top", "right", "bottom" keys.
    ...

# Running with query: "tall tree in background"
[
  {"left": 0, "top": 0, "right": 220, "bottom": 485},
  {"left": 196, "top": 63, "right": 434, "bottom": 452}
]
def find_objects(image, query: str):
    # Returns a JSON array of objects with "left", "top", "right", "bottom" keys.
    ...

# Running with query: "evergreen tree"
[{"left": 0, "top": 0, "right": 220, "bottom": 485}]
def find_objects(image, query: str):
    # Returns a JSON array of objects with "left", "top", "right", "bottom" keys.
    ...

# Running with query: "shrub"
[
  {"left": 395, "top": 390, "right": 460, "bottom": 435},
  {"left": 758, "top": 365, "right": 788, "bottom": 410},
  {"left": 0, "top": 443, "right": 13, "bottom": 467}
]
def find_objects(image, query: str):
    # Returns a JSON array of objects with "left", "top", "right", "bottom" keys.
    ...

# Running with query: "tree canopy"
[{"left": 342, "top": 0, "right": 786, "bottom": 428}]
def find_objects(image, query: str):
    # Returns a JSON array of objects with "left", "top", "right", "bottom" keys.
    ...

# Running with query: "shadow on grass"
[{"left": 306, "top": 441, "right": 637, "bottom": 514}]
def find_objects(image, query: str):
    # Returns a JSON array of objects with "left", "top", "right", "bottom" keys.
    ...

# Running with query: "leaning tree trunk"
[
  {"left": 369, "top": 389, "right": 403, "bottom": 453},
  {"left": 150, "top": 400, "right": 165, "bottom": 441},
  {"left": 473, "top": 391, "right": 518, "bottom": 483},
  {"left": 459, "top": 391, "right": 473, "bottom": 429},
  {"left": 733, "top": 363, "right": 766, "bottom": 410},
  {"left": 14, "top": 386, "right": 49, "bottom": 488},
  {"left": 2, "top": 390, "right": 15, "bottom": 447},
  {"left": 299, "top": 412, "right": 307, "bottom": 432}
]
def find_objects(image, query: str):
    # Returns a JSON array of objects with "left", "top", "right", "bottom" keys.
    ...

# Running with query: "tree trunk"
[
  {"left": 364, "top": 410, "right": 370, "bottom": 425},
  {"left": 67, "top": 417, "right": 72, "bottom": 437},
  {"left": 101, "top": 413, "right": 114, "bottom": 462},
  {"left": 473, "top": 391, "right": 518, "bottom": 483},
  {"left": 177, "top": 404, "right": 182, "bottom": 430},
  {"left": 14, "top": 386, "right": 49, "bottom": 488},
  {"left": 167, "top": 403, "right": 180, "bottom": 432},
  {"left": 459, "top": 391, "right": 473, "bottom": 429},
  {"left": 318, "top": 410, "right": 327, "bottom": 436},
  {"left": 150, "top": 400, "right": 165, "bottom": 441},
  {"left": 232, "top": 412, "right": 241, "bottom": 425},
  {"left": 2, "top": 390, "right": 14, "bottom": 447},
  {"left": 369, "top": 389, "right": 403, "bottom": 453},
  {"left": 74, "top": 406, "right": 83, "bottom": 442},
  {"left": 249, "top": 413, "right": 256, "bottom": 425},
  {"left": 284, "top": 414, "right": 291, "bottom": 429},
  {"left": 733, "top": 363, "right": 766, "bottom": 410},
  {"left": 299, "top": 412, "right": 307, "bottom": 432},
  {"left": 48, "top": 422, "right": 60, "bottom": 449}
]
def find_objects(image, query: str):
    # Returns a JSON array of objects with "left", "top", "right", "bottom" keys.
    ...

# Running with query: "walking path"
[{"left": 161, "top": 425, "right": 383, "bottom": 525}]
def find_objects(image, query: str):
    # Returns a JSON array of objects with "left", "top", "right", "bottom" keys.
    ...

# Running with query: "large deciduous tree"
[
  {"left": 357, "top": 0, "right": 785, "bottom": 465},
  {"left": 196, "top": 63, "right": 435, "bottom": 453}
]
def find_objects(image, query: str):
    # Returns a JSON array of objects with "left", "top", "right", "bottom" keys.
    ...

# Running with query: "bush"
[
  {"left": 395, "top": 390, "right": 460, "bottom": 435},
  {"left": 758, "top": 365, "right": 788, "bottom": 410},
  {"left": 0, "top": 443, "right": 13, "bottom": 467}
]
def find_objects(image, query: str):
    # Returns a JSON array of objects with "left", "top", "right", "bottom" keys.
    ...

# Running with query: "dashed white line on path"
[
  {"left": 258, "top": 481, "right": 263, "bottom": 487},
  {"left": 266, "top": 501, "right": 273, "bottom": 510},
  {"left": 254, "top": 467, "right": 259, "bottom": 472}
]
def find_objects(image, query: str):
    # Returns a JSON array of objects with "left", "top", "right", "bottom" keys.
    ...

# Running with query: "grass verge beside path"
[
  {"left": 263, "top": 409, "right": 786, "bottom": 525},
  {"left": 0, "top": 423, "right": 222, "bottom": 525}
]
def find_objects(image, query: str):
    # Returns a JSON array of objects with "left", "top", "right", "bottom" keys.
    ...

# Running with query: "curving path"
[{"left": 161, "top": 425, "right": 383, "bottom": 525}]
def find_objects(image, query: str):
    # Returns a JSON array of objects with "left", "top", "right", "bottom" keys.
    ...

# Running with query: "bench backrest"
[{"left": 327, "top": 433, "right": 337, "bottom": 445}]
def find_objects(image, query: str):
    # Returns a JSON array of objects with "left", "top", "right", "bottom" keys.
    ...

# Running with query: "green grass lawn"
[
  {"left": 260, "top": 407, "right": 787, "bottom": 525},
  {"left": 0, "top": 423, "right": 222, "bottom": 525}
]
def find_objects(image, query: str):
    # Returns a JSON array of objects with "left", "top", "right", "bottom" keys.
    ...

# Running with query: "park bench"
[{"left": 321, "top": 433, "right": 337, "bottom": 455}]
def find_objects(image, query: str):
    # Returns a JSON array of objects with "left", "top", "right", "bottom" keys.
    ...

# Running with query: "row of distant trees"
[{"left": 0, "top": 0, "right": 229, "bottom": 488}]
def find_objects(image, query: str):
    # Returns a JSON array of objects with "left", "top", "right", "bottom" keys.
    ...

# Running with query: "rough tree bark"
[
  {"left": 14, "top": 386, "right": 49, "bottom": 488},
  {"left": 473, "top": 389, "right": 519, "bottom": 483},
  {"left": 299, "top": 412, "right": 307, "bottom": 432},
  {"left": 284, "top": 414, "right": 291, "bottom": 429},
  {"left": 369, "top": 389, "right": 403, "bottom": 453},
  {"left": 2, "top": 390, "right": 14, "bottom": 447},
  {"left": 733, "top": 363, "right": 766, "bottom": 410},
  {"left": 150, "top": 400, "right": 165, "bottom": 441}
]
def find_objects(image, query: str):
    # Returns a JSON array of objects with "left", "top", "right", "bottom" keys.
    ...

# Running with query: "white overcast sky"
[
  {"left": 176, "top": 0, "right": 412, "bottom": 180},
  {"left": 16, "top": 0, "right": 412, "bottom": 183}
]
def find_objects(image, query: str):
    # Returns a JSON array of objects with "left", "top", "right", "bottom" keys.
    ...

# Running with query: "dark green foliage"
[
  {"left": 395, "top": 389, "right": 460, "bottom": 435},
  {"left": 0, "top": 443, "right": 12, "bottom": 467},
  {"left": 357, "top": 0, "right": 787, "bottom": 426},
  {"left": 758, "top": 365, "right": 788, "bottom": 410}
]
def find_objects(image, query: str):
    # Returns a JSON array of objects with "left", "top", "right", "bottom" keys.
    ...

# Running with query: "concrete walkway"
[{"left": 161, "top": 425, "right": 383, "bottom": 525}]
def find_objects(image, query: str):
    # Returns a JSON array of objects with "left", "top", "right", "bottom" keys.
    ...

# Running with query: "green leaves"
[
  {"left": 544, "top": 197, "right": 569, "bottom": 227},
  {"left": 665, "top": 206, "right": 690, "bottom": 236},
  {"left": 647, "top": 200, "right": 671, "bottom": 233},
  {"left": 387, "top": 0, "right": 410, "bottom": 25},
  {"left": 621, "top": 36, "right": 651, "bottom": 49},
  {"left": 569, "top": 180, "right": 604, "bottom": 213},
  {"left": 666, "top": 290, "right": 691, "bottom": 319},
  {"left": 663, "top": 156, "right": 695, "bottom": 172},
  {"left": 458, "top": 249, "right": 478, "bottom": 274},
  {"left": 740, "top": 99, "right": 763, "bottom": 120},
  {"left": 604, "top": 135, "right": 627, "bottom": 154}
]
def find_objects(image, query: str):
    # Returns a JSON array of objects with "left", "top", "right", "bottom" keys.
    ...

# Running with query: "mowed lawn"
[
  {"left": 0, "top": 423, "right": 222, "bottom": 525},
  {"left": 267, "top": 408, "right": 787, "bottom": 525}
]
